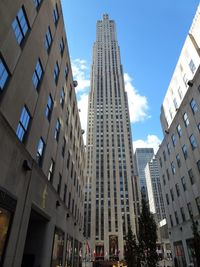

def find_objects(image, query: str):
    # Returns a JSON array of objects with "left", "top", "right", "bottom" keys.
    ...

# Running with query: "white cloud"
[
  {"left": 133, "top": 135, "right": 161, "bottom": 154},
  {"left": 124, "top": 73, "right": 149, "bottom": 123},
  {"left": 77, "top": 93, "right": 89, "bottom": 144},
  {"left": 71, "top": 59, "right": 90, "bottom": 92}
]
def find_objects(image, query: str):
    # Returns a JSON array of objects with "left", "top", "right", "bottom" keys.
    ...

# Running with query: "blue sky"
[{"left": 61, "top": 0, "right": 199, "bottom": 152}]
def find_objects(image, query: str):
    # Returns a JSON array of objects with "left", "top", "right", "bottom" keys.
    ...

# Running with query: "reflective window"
[
  {"left": 36, "top": 138, "right": 45, "bottom": 167},
  {"left": 54, "top": 119, "right": 61, "bottom": 141},
  {"left": 0, "top": 59, "right": 9, "bottom": 91},
  {"left": 60, "top": 87, "right": 65, "bottom": 108},
  {"left": 16, "top": 106, "right": 30, "bottom": 142},
  {"left": 53, "top": 3, "right": 59, "bottom": 25},
  {"left": 190, "top": 99, "right": 198, "bottom": 114},
  {"left": 176, "top": 124, "right": 182, "bottom": 137},
  {"left": 33, "top": 0, "right": 42, "bottom": 8},
  {"left": 59, "top": 37, "right": 64, "bottom": 55},
  {"left": 45, "top": 95, "right": 53, "bottom": 121},
  {"left": 183, "top": 112, "right": 189, "bottom": 127},
  {"left": 12, "top": 7, "right": 29, "bottom": 44},
  {"left": 44, "top": 26, "right": 52, "bottom": 51},
  {"left": 53, "top": 61, "right": 60, "bottom": 83},
  {"left": 189, "top": 134, "right": 197, "bottom": 150},
  {"left": 32, "top": 59, "right": 43, "bottom": 89},
  {"left": 48, "top": 159, "right": 54, "bottom": 182}
]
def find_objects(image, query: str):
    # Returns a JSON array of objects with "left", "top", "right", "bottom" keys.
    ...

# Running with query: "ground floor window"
[
  {"left": 0, "top": 207, "right": 12, "bottom": 264},
  {"left": 51, "top": 227, "right": 65, "bottom": 267}
]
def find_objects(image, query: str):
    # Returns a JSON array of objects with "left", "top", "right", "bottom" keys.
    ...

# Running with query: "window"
[
  {"left": 166, "top": 169, "right": 170, "bottom": 180},
  {"left": 62, "top": 137, "right": 66, "bottom": 157},
  {"left": 188, "top": 169, "right": 195, "bottom": 185},
  {"left": 189, "top": 59, "right": 196, "bottom": 74},
  {"left": 187, "top": 202, "right": 193, "bottom": 218},
  {"left": 63, "top": 184, "right": 67, "bottom": 203},
  {"left": 170, "top": 188, "right": 174, "bottom": 201},
  {"left": 36, "top": 138, "right": 45, "bottom": 167},
  {"left": 190, "top": 99, "right": 198, "bottom": 114},
  {"left": 12, "top": 6, "right": 29, "bottom": 44},
  {"left": 64, "top": 64, "right": 69, "bottom": 79},
  {"left": 0, "top": 58, "right": 9, "bottom": 91},
  {"left": 54, "top": 119, "right": 61, "bottom": 141},
  {"left": 57, "top": 174, "right": 62, "bottom": 194},
  {"left": 176, "top": 154, "right": 181, "bottom": 168},
  {"left": 176, "top": 124, "right": 182, "bottom": 137},
  {"left": 32, "top": 59, "right": 43, "bottom": 89},
  {"left": 181, "top": 176, "right": 186, "bottom": 191},
  {"left": 189, "top": 134, "right": 197, "bottom": 150},
  {"left": 53, "top": 3, "right": 59, "bottom": 25},
  {"left": 59, "top": 37, "right": 64, "bottom": 55},
  {"left": 183, "top": 112, "right": 189, "bottom": 127},
  {"left": 44, "top": 26, "right": 52, "bottom": 52},
  {"left": 196, "top": 197, "right": 200, "bottom": 213},
  {"left": 167, "top": 143, "right": 171, "bottom": 155},
  {"left": 169, "top": 215, "right": 173, "bottom": 227},
  {"left": 16, "top": 106, "right": 30, "bottom": 142},
  {"left": 48, "top": 159, "right": 54, "bottom": 182},
  {"left": 180, "top": 207, "right": 186, "bottom": 222},
  {"left": 45, "top": 95, "right": 53, "bottom": 121},
  {"left": 171, "top": 134, "right": 176, "bottom": 147},
  {"left": 33, "top": 0, "right": 42, "bottom": 9},
  {"left": 163, "top": 150, "right": 166, "bottom": 161},
  {"left": 197, "top": 160, "right": 200, "bottom": 172},
  {"left": 178, "top": 87, "right": 183, "bottom": 100},
  {"left": 171, "top": 162, "right": 176, "bottom": 174},
  {"left": 60, "top": 87, "right": 65, "bottom": 108},
  {"left": 182, "top": 144, "right": 188, "bottom": 159},
  {"left": 166, "top": 194, "right": 169, "bottom": 205},
  {"left": 53, "top": 61, "right": 60, "bottom": 84},
  {"left": 175, "top": 184, "right": 180, "bottom": 197},
  {"left": 174, "top": 211, "right": 179, "bottom": 224},
  {"left": 162, "top": 174, "right": 166, "bottom": 186}
]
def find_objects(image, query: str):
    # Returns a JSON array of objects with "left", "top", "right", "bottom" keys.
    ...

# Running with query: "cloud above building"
[
  {"left": 71, "top": 58, "right": 90, "bottom": 92},
  {"left": 133, "top": 135, "right": 161, "bottom": 154},
  {"left": 124, "top": 73, "right": 149, "bottom": 123}
]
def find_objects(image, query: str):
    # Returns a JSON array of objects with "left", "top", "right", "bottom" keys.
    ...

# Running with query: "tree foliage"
[
  {"left": 138, "top": 195, "right": 158, "bottom": 267},
  {"left": 124, "top": 226, "right": 139, "bottom": 267}
]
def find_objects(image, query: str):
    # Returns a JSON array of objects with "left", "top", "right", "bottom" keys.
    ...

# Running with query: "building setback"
[
  {"left": 0, "top": 1, "right": 85, "bottom": 266},
  {"left": 157, "top": 5, "right": 200, "bottom": 267},
  {"left": 84, "top": 14, "right": 140, "bottom": 260}
]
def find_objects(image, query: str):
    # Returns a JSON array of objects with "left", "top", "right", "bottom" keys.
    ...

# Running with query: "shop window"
[{"left": 51, "top": 228, "right": 64, "bottom": 267}]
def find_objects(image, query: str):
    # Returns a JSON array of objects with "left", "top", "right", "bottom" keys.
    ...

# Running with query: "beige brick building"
[{"left": 0, "top": 0, "right": 85, "bottom": 266}]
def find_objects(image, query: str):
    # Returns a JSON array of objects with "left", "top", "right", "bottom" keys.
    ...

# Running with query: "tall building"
[
  {"left": 84, "top": 14, "right": 140, "bottom": 260},
  {"left": 157, "top": 4, "right": 200, "bottom": 267},
  {"left": 135, "top": 148, "right": 154, "bottom": 197},
  {"left": 160, "top": 4, "right": 200, "bottom": 133},
  {"left": 145, "top": 157, "right": 166, "bottom": 222},
  {"left": 0, "top": 1, "right": 85, "bottom": 266}
]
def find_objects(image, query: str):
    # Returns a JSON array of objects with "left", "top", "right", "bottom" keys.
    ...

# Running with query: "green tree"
[
  {"left": 191, "top": 218, "right": 200, "bottom": 266},
  {"left": 124, "top": 226, "right": 139, "bottom": 267},
  {"left": 138, "top": 195, "right": 158, "bottom": 267}
]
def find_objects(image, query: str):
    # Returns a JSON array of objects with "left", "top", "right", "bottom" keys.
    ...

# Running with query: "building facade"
[
  {"left": 135, "top": 148, "right": 154, "bottom": 197},
  {"left": 0, "top": 1, "right": 85, "bottom": 266},
  {"left": 160, "top": 4, "right": 200, "bottom": 133},
  {"left": 157, "top": 68, "right": 200, "bottom": 267},
  {"left": 84, "top": 14, "right": 140, "bottom": 260},
  {"left": 145, "top": 157, "right": 166, "bottom": 222}
]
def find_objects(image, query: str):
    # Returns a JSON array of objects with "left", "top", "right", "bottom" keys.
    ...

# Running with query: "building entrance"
[{"left": 21, "top": 208, "right": 48, "bottom": 267}]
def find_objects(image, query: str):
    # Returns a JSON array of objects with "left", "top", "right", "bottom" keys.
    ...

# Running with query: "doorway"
[{"left": 21, "top": 209, "right": 48, "bottom": 267}]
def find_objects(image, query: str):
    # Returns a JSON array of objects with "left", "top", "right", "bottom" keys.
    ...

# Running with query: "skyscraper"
[
  {"left": 145, "top": 157, "right": 166, "bottom": 222},
  {"left": 135, "top": 148, "right": 154, "bottom": 197},
  {"left": 84, "top": 14, "right": 140, "bottom": 260}
]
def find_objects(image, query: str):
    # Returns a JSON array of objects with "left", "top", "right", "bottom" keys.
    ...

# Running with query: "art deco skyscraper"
[{"left": 84, "top": 14, "right": 140, "bottom": 260}]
